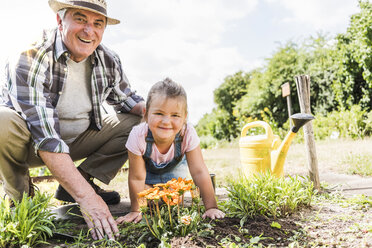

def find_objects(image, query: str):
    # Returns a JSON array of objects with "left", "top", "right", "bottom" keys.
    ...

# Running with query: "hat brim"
[{"left": 48, "top": 0, "right": 120, "bottom": 25}]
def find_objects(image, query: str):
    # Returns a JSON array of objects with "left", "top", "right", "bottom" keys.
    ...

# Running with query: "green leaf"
[{"left": 271, "top": 221, "right": 282, "bottom": 229}]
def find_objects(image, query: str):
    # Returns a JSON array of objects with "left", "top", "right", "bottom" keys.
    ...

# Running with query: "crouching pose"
[
  {"left": 0, "top": 0, "right": 145, "bottom": 240},
  {"left": 116, "top": 78, "right": 225, "bottom": 224}
]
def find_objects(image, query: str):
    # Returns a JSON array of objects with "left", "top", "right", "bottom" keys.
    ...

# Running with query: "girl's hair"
[{"left": 146, "top": 78, "right": 188, "bottom": 116}]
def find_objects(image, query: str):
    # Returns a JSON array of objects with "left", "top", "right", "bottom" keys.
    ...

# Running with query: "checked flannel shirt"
[{"left": 0, "top": 28, "right": 143, "bottom": 155}]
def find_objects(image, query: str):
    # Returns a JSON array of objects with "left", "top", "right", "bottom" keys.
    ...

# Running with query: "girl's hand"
[
  {"left": 116, "top": 211, "right": 142, "bottom": 224},
  {"left": 202, "top": 208, "right": 225, "bottom": 220}
]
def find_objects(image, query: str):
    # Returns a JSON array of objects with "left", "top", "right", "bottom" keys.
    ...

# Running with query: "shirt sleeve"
[
  {"left": 6, "top": 50, "right": 69, "bottom": 155},
  {"left": 125, "top": 123, "right": 147, "bottom": 156},
  {"left": 105, "top": 52, "right": 144, "bottom": 113},
  {"left": 182, "top": 123, "right": 200, "bottom": 153}
]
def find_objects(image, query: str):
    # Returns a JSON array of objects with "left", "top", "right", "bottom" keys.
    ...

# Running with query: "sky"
[{"left": 0, "top": 0, "right": 360, "bottom": 124}]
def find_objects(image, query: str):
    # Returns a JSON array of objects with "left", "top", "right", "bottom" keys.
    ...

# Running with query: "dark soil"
[
  {"left": 168, "top": 216, "right": 302, "bottom": 248},
  {"left": 45, "top": 215, "right": 304, "bottom": 248}
]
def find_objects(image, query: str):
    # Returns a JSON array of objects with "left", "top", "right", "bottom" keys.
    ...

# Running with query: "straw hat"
[{"left": 48, "top": 0, "right": 120, "bottom": 25}]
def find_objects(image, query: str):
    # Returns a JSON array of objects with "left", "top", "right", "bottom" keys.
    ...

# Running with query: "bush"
[
  {"left": 199, "top": 135, "right": 219, "bottom": 149},
  {"left": 313, "top": 105, "right": 371, "bottom": 140}
]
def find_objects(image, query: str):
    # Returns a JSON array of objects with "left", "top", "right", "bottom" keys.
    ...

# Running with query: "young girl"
[{"left": 116, "top": 78, "right": 225, "bottom": 224}]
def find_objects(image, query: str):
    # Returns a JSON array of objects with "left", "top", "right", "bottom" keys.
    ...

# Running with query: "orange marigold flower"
[
  {"left": 143, "top": 187, "right": 160, "bottom": 200},
  {"left": 137, "top": 187, "right": 158, "bottom": 198},
  {"left": 185, "top": 179, "right": 194, "bottom": 185},
  {"left": 159, "top": 188, "right": 180, "bottom": 205},
  {"left": 154, "top": 183, "right": 168, "bottom": 189},
  {"left": 137, "top": 197, "right": 147, "bottom": 207}
]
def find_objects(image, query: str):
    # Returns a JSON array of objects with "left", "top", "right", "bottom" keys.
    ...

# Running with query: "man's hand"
[
  {"left": 38, "top": 151, "right": 119, "bottom": 240},
  {"left": 78, "top": 193, "right": 120, "bottom": 240}
]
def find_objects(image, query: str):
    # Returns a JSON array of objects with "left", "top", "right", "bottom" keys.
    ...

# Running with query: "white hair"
[{"left": 57, "top": 8, "right": 68, "bottom": 19}]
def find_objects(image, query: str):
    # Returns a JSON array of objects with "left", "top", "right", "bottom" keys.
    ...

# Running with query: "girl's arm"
[
  {"left": 116, "top": 151, "right": 147, "bottom": 224},
  {"left": 186, "top": 145, "right": 225, "bottom": 219}
]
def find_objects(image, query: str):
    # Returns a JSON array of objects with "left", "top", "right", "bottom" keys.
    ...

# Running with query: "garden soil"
[{"left": 48, "top": 173, "right": 372, "bottom": 247}]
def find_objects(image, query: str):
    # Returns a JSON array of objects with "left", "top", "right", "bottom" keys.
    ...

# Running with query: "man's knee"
[
  {"left": 104, "top": 113, "right": 141, "bottom": 136},
  {"left": 0, "top": 107, "right": 30, "bottom": 142}
]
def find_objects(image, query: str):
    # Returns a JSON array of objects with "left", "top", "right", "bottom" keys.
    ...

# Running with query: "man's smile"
[{"left": 78, "top": 36, "right": 93, "bottom": 43}]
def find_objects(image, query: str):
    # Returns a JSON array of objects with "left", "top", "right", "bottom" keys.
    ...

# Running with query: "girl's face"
[{"left": 145, "top": 94, "right": 187, "bottom": 145}]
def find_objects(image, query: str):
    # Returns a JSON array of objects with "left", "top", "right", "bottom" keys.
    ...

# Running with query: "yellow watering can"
[{"left": 239, "top": 113, "right": 314, "bottom": 177}]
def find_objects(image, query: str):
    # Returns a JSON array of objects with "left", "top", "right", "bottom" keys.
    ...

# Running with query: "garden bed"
[{"left": 45, "top": 196, "right": 371, "bottom": 247}]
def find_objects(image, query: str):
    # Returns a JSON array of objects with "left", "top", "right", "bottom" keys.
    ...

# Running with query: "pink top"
[{"left": 126, "top": 122, "right": 200, "bottom": 164}]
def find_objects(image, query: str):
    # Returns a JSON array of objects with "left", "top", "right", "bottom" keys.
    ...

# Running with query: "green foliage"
[
  {"left": 341, "top": 153, "right": 372, "bottom": 176},
  {"left": 199, "top": 135, "right": 219, "bottom": 149},
  {"left": 333, "top": 0, "right": 372, "bottom": 110},
  {"left": 66, "top": 228, "right": 125, "bottom": 248},
  {"left": 312, "top": 105, "right": 372, "bottom": 140},
  {"left": 197, "top": 1, "right": 372, "bottom": 141},
  {"left": 196, "top": 108, "right": 239, "bottom": 141},
  {"left": 222, "top": 174, "right": 314, "bottom": 222},
  {"left": 0, "top": 192, "right": 55, "bottom": 247},
  {"left": 29, "top": 167, "right": 52, "bottom": 177},
  {"left": 214, "top": 71, "right": 250, "bottom": 114}
]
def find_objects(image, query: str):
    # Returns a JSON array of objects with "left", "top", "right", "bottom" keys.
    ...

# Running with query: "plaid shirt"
[{"left": 1, "top": 28, "right": 143, "bottom": 154}]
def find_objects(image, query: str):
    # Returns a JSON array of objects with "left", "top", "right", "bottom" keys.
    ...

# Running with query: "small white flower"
[{"left": 181, "top": 215, "right": 192, "bottom": 225}]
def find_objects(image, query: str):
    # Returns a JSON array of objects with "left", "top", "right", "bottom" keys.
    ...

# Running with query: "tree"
[{"left": 333, "top": 0, "right": 372, "bottom": 110}]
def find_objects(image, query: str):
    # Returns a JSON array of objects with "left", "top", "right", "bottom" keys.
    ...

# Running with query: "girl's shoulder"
[
  {"left": 182, "top": 122, "right": 198, "bottom": 138},
  {"left": 131, "top": 122, "right": 149, "bottom": 137}
]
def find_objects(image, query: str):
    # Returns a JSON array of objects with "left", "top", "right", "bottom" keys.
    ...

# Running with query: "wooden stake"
[{"left": 294, "top": 75, "right": 320, "bottom": 190}]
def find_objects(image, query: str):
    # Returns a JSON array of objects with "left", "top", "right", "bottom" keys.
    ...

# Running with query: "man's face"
[{"left": 57, "top": 8, "right": 106, "bottom": 62}]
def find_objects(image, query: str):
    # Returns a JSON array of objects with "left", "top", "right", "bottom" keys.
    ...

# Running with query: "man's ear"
[{"left": 57, "top": 14, "right": 63, "bottom": 31}]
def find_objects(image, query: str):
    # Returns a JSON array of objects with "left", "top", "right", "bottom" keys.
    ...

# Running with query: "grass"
[{"left": 342, "top": 153, "right": 372, "bottom": 176}]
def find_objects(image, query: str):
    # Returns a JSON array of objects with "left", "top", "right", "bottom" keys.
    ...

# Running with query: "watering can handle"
[{"left": 240, "top": 121, "right": 274, "bottom": 140}]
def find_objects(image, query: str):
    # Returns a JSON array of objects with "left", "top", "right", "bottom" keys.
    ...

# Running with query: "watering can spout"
[
  {"left": 291, "top": 113, "right": 315, "bottom": 133},
  {"left": 271, "top": 113, "right": 314, "bottom": 177}
]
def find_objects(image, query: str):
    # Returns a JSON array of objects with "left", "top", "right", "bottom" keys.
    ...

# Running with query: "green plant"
[
  {"left": 199, "top": 135, "right": 219, "bottom": 149},
  {"left": 341, "top": 152, "right": 372, "bottom": 176},
  {"left": 222, "top": 173, "right": 314, "bottom": 223},
  {"left": 29, "top": 167, "right": 52, "bottom": 177},
  {"left": 0, "top": 191, "right": 55, "bottom": 247}
]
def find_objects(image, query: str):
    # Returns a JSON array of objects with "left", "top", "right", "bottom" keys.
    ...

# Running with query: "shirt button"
[
  {"left": 64, "top": 68, "right": 67, "bottom": 72},
  {"left": 59, "top": 91, "right": 62, "bottom": 95}
]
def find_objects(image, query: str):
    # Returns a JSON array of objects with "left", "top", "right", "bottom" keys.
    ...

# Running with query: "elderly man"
[{"left": 0, "top": 0, "right": 145, "bottom": 240}]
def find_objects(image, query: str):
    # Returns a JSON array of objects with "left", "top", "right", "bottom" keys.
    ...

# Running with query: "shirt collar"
[{"left": 54, "top": 29, "right": 69, "bottom": 61}]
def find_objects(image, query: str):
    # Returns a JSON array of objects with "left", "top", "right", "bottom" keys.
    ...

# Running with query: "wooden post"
[
  {"left": 281, "top": 82, "right": 293, "bottom": 128},
  {"left": 294, "top": 75, "right": 320, "bottom": 190}
]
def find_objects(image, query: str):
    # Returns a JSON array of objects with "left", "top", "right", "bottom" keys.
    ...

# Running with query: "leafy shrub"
[
  {"left": 222, "top": 173, "right": 314, "bottom": 223},
  {"left": 313, "top": 105, "right": 370, "bottom": 140},
  {"left": 199, "top": 135, "right": 219, "bottom": 149},
  {"left": 0, "top": 192, "right": 55, "bottom": 247}
]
